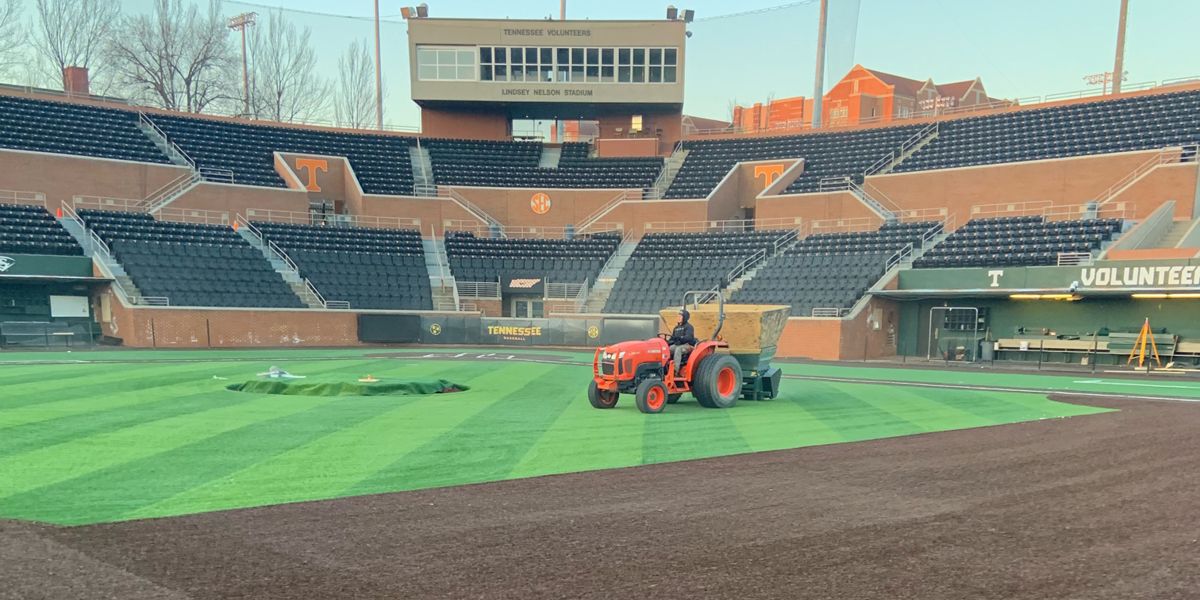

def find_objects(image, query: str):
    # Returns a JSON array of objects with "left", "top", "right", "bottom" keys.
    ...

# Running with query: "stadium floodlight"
[
  {"left": 227, "top": 12, "right": 257, "bottom": 117},
  {"left": 681, "top": 9, "right": 694, "bottom": 23},
  {"left": 416, "top": 3, "right": 429, "bottom": 18},
  {"left": 666, "top": 5, "right": 678, "bottom": 20}
]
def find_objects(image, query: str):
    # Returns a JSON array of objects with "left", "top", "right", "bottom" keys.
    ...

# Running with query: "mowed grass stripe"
[
  {"left": 0, "top": 357, "right": 423, "bottom": 456},
  {"left": 642, "top": 399, "right": 753, "bottom": 465},
  {"left": 123, "top": 361, "right": 535, "bottom": 519},
  {"left": 507, "top": 375, "right": 646, "bottom": 478},
  {"left": 34, "top": 397, "right": 407, "bottom": 525},
  {"left": 725, "top": 386, "right": 846, "bottom": 451},
  {"left": 799, "top": 383, "right": 927, "bottom": 440},
  {"left": 344, "top": 363, "right": 574, "bottom": 496},
  {"left": 0, "top": 359, "right": 382, "bottom": 431},
  {"left": 0, "top": 361, "right": 258, "bottom": 409}
]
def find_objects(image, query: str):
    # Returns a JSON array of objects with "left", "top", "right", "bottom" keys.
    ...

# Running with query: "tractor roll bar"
[{"left": 682, "top": 290, "right": 725, "bottom": 341}]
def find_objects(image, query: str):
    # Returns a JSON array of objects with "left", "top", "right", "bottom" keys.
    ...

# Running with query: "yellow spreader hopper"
[{"left": 660, "top": 294, "right": 790, "bottom": 400}]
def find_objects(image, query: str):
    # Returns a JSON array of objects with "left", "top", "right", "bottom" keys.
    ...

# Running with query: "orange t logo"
[
  {"left": 295, "top": 158, "right": 328, "bottom": 192},
  {"left": 754, "top": 164, "right": 785, "bottom": 189}
]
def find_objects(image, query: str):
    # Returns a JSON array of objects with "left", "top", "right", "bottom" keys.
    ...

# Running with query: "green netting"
[{"left": 226, "top": 379, "right": 468, "bottom": 397}]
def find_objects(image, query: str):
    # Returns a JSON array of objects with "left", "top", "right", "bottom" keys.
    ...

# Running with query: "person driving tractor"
[{"left": 668, "top": 308, "right": 698, "bottom": 375}]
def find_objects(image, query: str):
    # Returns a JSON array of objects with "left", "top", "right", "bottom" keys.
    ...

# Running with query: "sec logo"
[
  {"left": 530, "top": 192, "right": 551, "bottom": 215},
  {"left": 587, "top": 326, "right": 600, "bottom": 339},
  {"left": 429, "top": 323, "right": 442, "bottom": 336}
]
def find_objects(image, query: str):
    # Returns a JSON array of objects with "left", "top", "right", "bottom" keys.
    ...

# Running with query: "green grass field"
[{"left": 0, "top": 348, "right": 1119, "bottom": 526}]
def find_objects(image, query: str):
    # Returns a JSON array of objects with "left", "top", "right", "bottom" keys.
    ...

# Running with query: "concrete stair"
[
  {"left": 538, "top": 146, "right": 562, "bottom": 168},
  {"left": 647, "top": 147, "right": 689, "bottom": 199},
  {"left": 59, "top": 215, "right": 148, "bottom": 302},
  {"left": 583, "top": 240, "right": 638, "bottom": 312},
  {"left": 723, "top": 234, "right": 802, "bottom": 295},
  {"left": 423, "top": 237, "right": 459, "bottom": 311},
  {"left": 1159, "top": 220, "right": 1193, "bottom": 247},
  {"left": 236, "top": 228, "right": 325, "bottom": 309},
  {"left": 137, "top": 118, "right": 191, "bottom": 168},
  {"left": 410, "top": 145, "right": 437, "bottom": 197}
]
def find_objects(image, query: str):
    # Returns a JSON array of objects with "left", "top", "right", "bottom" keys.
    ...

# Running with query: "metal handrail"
[
  {"left": 439, "top": 187, "right": 505, "bottom": 234},
  {"left": 142, "top": 171, "right": 201, "bottom": 212},
  {"left": 576, "top": 189, "right": 633, "bottom": 231},
  {"left": 139, "top": 112, "right": 195, "bottom": 169},
  {"left": 1094, "top": 148, "right": 1176, "bottom": 208},
  {"left": 0, "top": 190, "right": 46, "bottom": 207},
  {"left": 456, "top": 280, "right": 501, "bottom": 299},
  {"left": 886, "top": 243, "right": 915, "bottom": 272},
  {"left": 235, "top": 213, "right": 333, "bottom": 308},
  {"left": 62, "top": 202, "right": 170, "bottom": 306},
  {"left": 726, "top": 248, "right": 767, "bottom": 284},
  {"left": 245, "top": 208, "right": 421, "bottom": 230},
  {"left": 772, "top": 228, "right": 799, "bottom": 253}
]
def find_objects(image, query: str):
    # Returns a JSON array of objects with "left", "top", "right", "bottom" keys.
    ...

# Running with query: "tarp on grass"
[{"left": 227, "top": 379, "right": 469, "bottom": 397}]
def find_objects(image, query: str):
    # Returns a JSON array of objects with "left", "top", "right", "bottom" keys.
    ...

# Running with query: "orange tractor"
[{"left": 589, "top": 292, "right": 788, "bottom": 413}]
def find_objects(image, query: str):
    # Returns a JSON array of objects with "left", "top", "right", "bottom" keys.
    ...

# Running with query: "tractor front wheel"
[
  {"left": 635, "top": 379, "right": 669, "bottom": 414},
  {"left": 588, "top": 380, "right": 619, "bottom": 409},
  {"left": 693, "top": 354, "right": 742, "bottom": 409}
]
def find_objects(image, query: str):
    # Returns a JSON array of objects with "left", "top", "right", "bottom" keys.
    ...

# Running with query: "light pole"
[
  {"left": 1112, "top": 0, "right": 1129, "bottom": 95},
  {"left": 811, "top": 0, "right": 828, "bottom": 129},
  {"left": 375, "top": 0, "right": 384, "bottom": 130},
  {"left": 228, "top": 12, "right": 257, "bottom": 117}
]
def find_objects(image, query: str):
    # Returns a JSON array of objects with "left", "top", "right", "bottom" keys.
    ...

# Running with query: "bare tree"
[
  {"left": 106, "top": 0, "right": 236, "bottom": 113},
  {"left": 32, "top": 0, "right": 119, "bottom": 88},
  {"left": 249, "top": 9, "right": 330, "bottom": 123},
  {"left": 333, "top": 38, "right": 377, "bottom": 129},
  {"left": 0, "top": 0, "right": 23, "bottom": 78}
]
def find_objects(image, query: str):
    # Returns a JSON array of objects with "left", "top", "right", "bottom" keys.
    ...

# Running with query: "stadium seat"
[
  {"left": 0, "top": 203, "right": 84, "bottom": 256},
  {"left": 604, "top": 229, "right": 790, "bottom": 314},
  {"left": 913, "top": 216, "right": 1123, "bottom": 268},
  {"left": 444, "top": 231, "right": 620, "bottom": 286},
  {"left": 80, "top": 210, "right": 305, "bottom": 308},
  {"left": 255, "top": 221, "right": 434, "bottom": 310},
  {"left": 0, "top": 96, "right": 170, "bottom": 164}
]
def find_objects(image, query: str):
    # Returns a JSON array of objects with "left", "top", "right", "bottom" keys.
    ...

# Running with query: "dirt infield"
[{"left": 4, "top": 395, "right": 1199, "bottom": 600}]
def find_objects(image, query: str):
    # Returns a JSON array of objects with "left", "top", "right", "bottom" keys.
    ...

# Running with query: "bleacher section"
[
  {"left": 0, "top": 203, "right": 83, "bottom": 256},
  {"left": 895, "top": 90, "right": 1200, "bottom": 172},
  {"left": 914, "top": 216, "right": 1123, "bottom": 268},
  {"left": 150, "top": 115, "right": 415, "bottom": 194},
  {"left": 0, "top": 95, "right": 169, "bottom": 164},
  {"left": 445, "top": 231, "right": 619, "bottom": 285},
  {"left": 665, "top": 126, "right": 922, "bottom": 198},
  {"left": 427, "top": 139, "right": 662, "bottom": 189},
  {"left": 733, "top": 222, "right": 937, "bottom": 316},
  {"left": 604, "top": 230, "right": 786, "bottom": 314},
  {"left": 665, "top": 89, "right": 1200, "bottom": 200},
  {"left": 80, "top": 210, "right": 303, "bottom": 308},
  {"left": 255, "top": 222, "right": 433, "bottom": 310}
]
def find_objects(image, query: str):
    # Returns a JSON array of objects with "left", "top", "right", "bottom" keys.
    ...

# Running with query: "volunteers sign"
[
  {"left": 898, "top": 259, "right": 1200, "bottom": 292},
  {"left": 1080, "top": 264, "right": 1200, "bottom": 287}
]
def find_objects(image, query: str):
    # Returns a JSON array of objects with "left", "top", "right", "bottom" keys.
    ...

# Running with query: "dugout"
[
  {"left": 0, "top": 254, "right": 109, "bottom": 348},
  {"left": 884, "top": 261, "right": 1200, "bottom": 367}
]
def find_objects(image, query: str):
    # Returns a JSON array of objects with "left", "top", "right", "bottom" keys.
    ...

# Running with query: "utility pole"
[
  {"left": 1112, "top": 0, "right": 1129, "bottom": 95},
  {"left": 560, "top": 0, "right": 566, "bottom": 20},
  {"left": 811, "top": 0, "right": 828, "bottom": 129},
  {"left": 228, "top": 12, "right": 257, "bottom": 117},
  {"left": 375, "top": 0, "right": 384, "bottom": 129}
]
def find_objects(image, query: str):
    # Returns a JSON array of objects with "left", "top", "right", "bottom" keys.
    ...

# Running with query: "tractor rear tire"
[
  {"left": 588, "top": 380, "right": 618, "bottom": 409},
  {"left": 635, "top": 379, "right": 669, "bottom": 414},
  {"left": 694, "top": 354, "right": 742, "bottom": 409},
  {"left": 667, "top": 393, "right": 682, "bottom": 404}
]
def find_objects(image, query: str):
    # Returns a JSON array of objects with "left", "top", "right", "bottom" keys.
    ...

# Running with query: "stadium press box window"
[
  {"left": 417, "top": 46, "right": 478, "bottom": 81},
  {"left": 464, "top": 45, "right": 677, "bottom": 84}
]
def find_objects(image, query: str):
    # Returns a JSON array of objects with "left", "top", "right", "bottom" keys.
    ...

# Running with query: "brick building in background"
[{"left": 732, "top": 64, "right": 1011, "bottom": 132}]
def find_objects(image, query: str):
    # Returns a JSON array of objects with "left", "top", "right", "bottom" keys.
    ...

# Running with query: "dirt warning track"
[{"left": 3, "top": 394, "right": 1198, "bottom": 599}]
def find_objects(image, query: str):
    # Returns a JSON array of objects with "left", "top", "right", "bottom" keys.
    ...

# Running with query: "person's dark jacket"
[{"left": 668, "top": 311, "right": 698, "bottom": 346}]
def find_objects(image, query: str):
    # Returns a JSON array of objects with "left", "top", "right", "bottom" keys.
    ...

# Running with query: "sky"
[{"left": 11, "top": 1, "right": 1200, "bottom": 127}]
